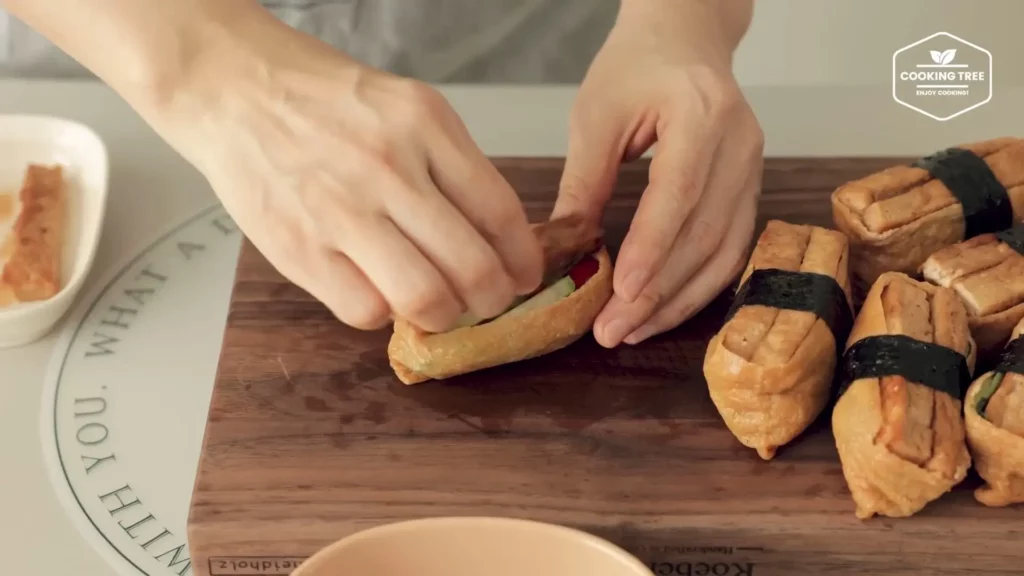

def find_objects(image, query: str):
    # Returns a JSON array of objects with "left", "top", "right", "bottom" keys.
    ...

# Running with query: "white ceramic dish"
[
  {"left": 0, "top": 114, "right": 109, "bottom": 348},
  {"left": 292, "top": 517, "right": 655, "bottom": 576}
]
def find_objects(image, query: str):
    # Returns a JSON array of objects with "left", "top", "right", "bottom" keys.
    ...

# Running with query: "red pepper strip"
[{"left": 568, "top": 255, "right": 599, "bottom": 288}]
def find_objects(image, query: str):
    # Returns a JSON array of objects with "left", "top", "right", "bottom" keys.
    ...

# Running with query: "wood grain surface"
[{"left": 187, "top": 157, "right": 1024, "bottom": 576}]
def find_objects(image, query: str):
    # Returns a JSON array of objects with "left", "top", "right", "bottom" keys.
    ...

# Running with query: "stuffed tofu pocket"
[
  {"left": 704, "top": 220, "right": 854, "bottom": 460},
  {"left": 964, "top": 316, "right": 1024, "bottom": 507},
  {"left": 921, "top": 223, "right": 1024, "bottom": 357},
  {"left": 832, "top": 272, "right": 974, "bottom": 519},
  {"left": 832, "top": 137, "right": 1024, "bottom": 294},
  {"left": 387, "top": 215, "right": 613, "bottom": 385}
]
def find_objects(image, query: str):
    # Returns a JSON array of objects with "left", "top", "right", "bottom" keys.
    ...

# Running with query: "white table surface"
[{"left": 3, "top": 78, "right": 1024, "bottom": 576}]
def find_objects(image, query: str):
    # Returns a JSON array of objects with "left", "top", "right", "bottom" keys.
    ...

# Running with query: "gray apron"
[{"left": 0, "top": 0, "right": 617, "bottom": 82}]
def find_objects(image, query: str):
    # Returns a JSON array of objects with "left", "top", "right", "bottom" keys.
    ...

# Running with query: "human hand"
[
  {"left": 551, "top": 0, "right": 763, "bottom": 348},
  {"left": 146, "top": 7, "right": 544, "bottom": 333}
]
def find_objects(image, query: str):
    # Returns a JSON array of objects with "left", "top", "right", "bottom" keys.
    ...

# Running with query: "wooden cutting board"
[{"left": 187, "top": 157, "right": 1023, "bottom": 576}]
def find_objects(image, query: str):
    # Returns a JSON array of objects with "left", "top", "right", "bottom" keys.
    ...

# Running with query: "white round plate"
[{"left": 40, "top": 203, "right": 242, "bottom": 576}]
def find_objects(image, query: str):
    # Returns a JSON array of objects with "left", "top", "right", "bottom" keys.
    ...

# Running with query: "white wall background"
[
  {"left": 736, "top": 0, "right": 1021, "bottom": 87},
  {"left": 0, "top": 0, "right": 1018, "bottom": 87}
]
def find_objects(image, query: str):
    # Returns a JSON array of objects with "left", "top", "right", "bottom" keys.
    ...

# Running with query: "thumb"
[{"left": 550, "top": 108, "right": 627, "bottom": 223}]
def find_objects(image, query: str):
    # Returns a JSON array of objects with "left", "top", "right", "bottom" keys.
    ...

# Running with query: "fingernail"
[
  {"left": 618, "top": 270, "right": 646, "bottom": 302},
  {"left": 515, "top": 269, "right": 542, "bottom": 295},
  {"left": 599, "top": 319, "right": 628, "bottom": 347},
  {"left": 516, "top": 281, "right": 538, "bottom": 296},
  {"left": 624, "top": 324, "right": 656, "bottom": 345}
]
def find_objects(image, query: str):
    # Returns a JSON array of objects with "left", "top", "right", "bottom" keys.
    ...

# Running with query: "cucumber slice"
[
  {"left": 452, "top": 292, "right": 535, "bottom": 328},
  {"left": 448, "top": 275, "right": 576, "bottom": 329},
  {"left": 505, "top": 276, "right": 575, "bottom": 317},
  {"left": 976, "top": 372, "right": 1005, "bottom": 417}
]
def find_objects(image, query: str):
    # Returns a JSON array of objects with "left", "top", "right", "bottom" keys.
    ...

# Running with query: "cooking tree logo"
[{"left": 892, "top": 31, "right": 992, "bottom": 121}]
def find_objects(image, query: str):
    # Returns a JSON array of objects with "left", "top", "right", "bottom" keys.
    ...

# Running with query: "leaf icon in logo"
[
  {"left": 930, "top": 50, "right": 944, "bottom": 64},
  {"left": 941, "top": 49, "right": 957, "bottom": 64}
]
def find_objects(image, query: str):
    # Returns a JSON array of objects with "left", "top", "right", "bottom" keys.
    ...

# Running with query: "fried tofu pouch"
[
  {"left": 921, "top": 227, "right": 1024, "bottom": 357},
  {"left": 831, "top": 137, "right": 1024, "bottom": 294},
  {"left": 832, "top": 272, "right": 975, "bottom": 519},
  {"left": 703, "top": 220, "right": 853, "bottom": 460},
  {"left": 388, "top": 216, "right": 613, "bottom": 385},
  {"left": 963, "top": 316, "right": 1024, "bottom": 507},
  {"left": 1, "top": 164, "right": 64, "bottom": 302}
]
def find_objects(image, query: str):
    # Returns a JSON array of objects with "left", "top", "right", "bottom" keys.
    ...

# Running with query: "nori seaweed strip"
[
  {"left": 913, "top": 147, "right": 1013, "bottom": 239},
  {"left": 995, "top": 334, "right": 1024, "bottom": 375},
  {"left": 995, "top": 224, "right": 1024, "bottom": 256},
  {"left": 724, "top": 268, "right": 853, "bottom": 353},
  {"left": 836, "top": 334, "right": 969, "bottom": 399}
]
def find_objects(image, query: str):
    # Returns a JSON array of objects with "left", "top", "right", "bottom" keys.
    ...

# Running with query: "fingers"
[
  {"left": 252, "top": 231, "right": 393, "bottom": 331},
  {"left": 592, "top": 125, "right": 754, "bottom": 348},
  {"left": 312, "top": 250, "right": 393, "bottom": 330},
  {"left": 613, "top": 117, "right": 722, "bottom": 303},
  {"left": 624, "top": 190, "right": 757, "bottom": 344},
  {"left": 637, "top": 123, "right": 756, "bottom": 303},
  {"left": 336, "top": 212, "right": 464, "bottom": 333},
  {"left": 592, "top": 292, "right": 659, "bottom": 349},
  {"left": 426, "top": 109, "right": 544, "bottom": 296},
  {"left": 550, "top": 101, "right": 629, "bottom": 224},
  {"left": 385, "top": 174, "right": 518, "bottom": 322},
  {"left": 592, "top": 191, "right": 731, "bottom": 348}
]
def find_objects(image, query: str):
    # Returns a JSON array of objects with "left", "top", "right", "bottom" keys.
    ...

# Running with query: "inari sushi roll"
[
  {"left": 704, "top": 220, "right": 854, "bottom": 460},
  {"left": 963, "top": 316, "right": 1024, "bottom": 507},
  {"left": 832, "top": 272, "right": 975, "bottom": 519},
  {"left": 921, "top": 223, "right": 1024, "bottom": 358},
  {"left": 832, "top": 137, "right": 1024, "bottom": 294}
]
